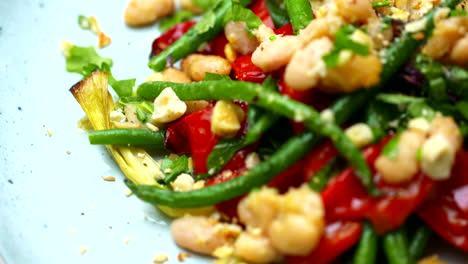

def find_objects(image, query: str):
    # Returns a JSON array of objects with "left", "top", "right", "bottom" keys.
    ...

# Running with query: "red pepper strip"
[
  {"left": 418, "top": 149, "right": 468, "bottom": 252},
  {"left": 151, "top": 21, "right": 196, "bottom": 57},
  {"left": 303, "top": 140, "right": 338, "bottom": 182},
  {"left": 286, "top": 221, "right": 363, "bottom": 264},
  {"left": 165, "top": 105, "right": 219, "bottom": 174},
  {"left": 232, "top": 55, "right": 269, "bottom": 83},
  {"left": 321, "top": 137, "right": 435, "bottom": 234},
  {"left": 274, "top": 23, "right": 294, "bottom": 36},
  {"left": 202, "top": 33, "right": 229, "bottom": 58},
  {"left": 249, "top": 0, "right": 275, "bottom": 29}
]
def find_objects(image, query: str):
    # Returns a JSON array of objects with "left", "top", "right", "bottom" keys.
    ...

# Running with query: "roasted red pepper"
[
  {"left": 232, "top": 55, "right": 268, "bottom": 83},
  {"left": 151, "top": 21, "right": 196, "bottom": 57},
  {"left": 418, "top": 149, "right": 468, "bottom": 252},
  {"left": 303, "top": 140, "right": 338, "bottom": 182},
  {"left": 249, "top": 0, "right": 275, "bottom": 29},
  {"left": 321, "top": 137, "right": 434, "bottom": 234},
  {"left": 165, "top": 105, "right": 219, "bottom": 174},
  {"left": 274, "top": 23, "right": 294, "bottom": 36},
  {"left": 286, "top": 221, "right": 363, "bottom": 264}
]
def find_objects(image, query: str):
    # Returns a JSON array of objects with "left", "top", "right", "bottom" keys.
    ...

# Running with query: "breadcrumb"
[
  {"left": 153, "top": 253, "right": 169, "bottom": 263},
  {"left": 102, "top": 176, "right": 116, "bottom": 182},
  {"left": 79, "top": 246, "right": 87, "bottom": 255},
  {"left": 177, "top": 252, "right": 191, "bottom": 262}
]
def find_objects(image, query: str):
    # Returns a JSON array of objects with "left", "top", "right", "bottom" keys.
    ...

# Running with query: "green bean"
[
  {"left": 383, "top": 227, "right": 411, "bottom": 264},
  {"left": 148, "top": 0, "right": 253, "bottom": 71},
  {"left": 308, "top": 157, "right": 341, "bottom": 192},
  {"left": 353, "top": 222, "right": 378, "bottom": 264},
  {"left": 409, "top": 225, "right": 431, "bottom": 261},
  {"left": 285, "top": 0, "right": 313, "bottom": 34},
  {"left": 127, "top": 132, "right": 321, "bottom": 207},
  {"left": 88, "top": 129, "right": 165, "bottom": 148},
  {"left": 138, "top": 80, "right": 377, "bottom": 195},
  {"left": 266, "top": 0, "right": 290, "bottom": 28},
  {"left": 128, "top": 0, "right": 461, "bottom": 208}
]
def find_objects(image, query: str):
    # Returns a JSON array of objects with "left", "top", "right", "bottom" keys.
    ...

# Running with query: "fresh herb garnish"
[
  {"left": 226, "top": 3, "right": 263, "bottom": 30},
  {"left": 323, "top": 25, "right": 370, "bottom": 68},
  {"left": 449, "top": 10, "right": 467, "bottom": 16},
  {"left": 64, "top": 45, "right": 113, "bottom": 78},
  {"left": 372, "top": 1, "right": 391, "bottom": 7},
  {"left": 159, "top": 10, "right": 194, "bottom": 32},
  {"left": 78, "top": 15, "right": 91, "bottom": 30},
  {"left": 382, "top": 134, "right": 400, "bottom": 159},
  {"left": 161, "top": 155, "right": 191, "bottom": 184}
]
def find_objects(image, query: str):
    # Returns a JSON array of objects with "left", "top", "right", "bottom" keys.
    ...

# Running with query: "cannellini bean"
[
  {"left": 146, "top": 68, "right": 191, "bottom": 83},
  {"left": 185, "top": 100, "right": 210, "bottom": 114},
  {"left": 422, "top": 16, "right": 468, "bottom": 60},
  {"left": 234, "top": 231, "right": 282, "bottom": 264},
  {"left": 171, "top": 216, "right": 241, "bottom": 255},
  {"left": 429, "top": 116, "right": 463, "bottom": 152},
  {"left": 237, "top": 188, "right": 281, "bottom": 232},
  {"left": 421, "top": 134, "right": 456, "bottom": 180},
  {"left": 182, "top": 54, "right": 232, "bottom": 82},
  {"left": 124, "top": 0, "right": 175, "bottom": 27},
  {"left": 269, "top": 186, "right": 325, "bottom": 256},
  {"left": 225, "top": 21, "right": 259, "bottom": 55},
  {"left": 335, "top": 0, "right": 375, "bottom": 23},
  {"left": 253, "top": 24, "right": 276, "bottom": 42},
  {"left": 299, "top": 16, "right": 343, "bottom": 43},
  {"left": 251, "top": 36, "right": 303, "bottom": 72},
  {"left": 450, "top": 35, "right": 468, "bottom": 66},
  {"left": 284, "top": 37, "right": 333, "bottom": 91},
  {"left": 320, "top": 54, "right": 382, "bottom": 93},
  {"left": 375, "top": 130, "right": 426, "bottom": 184}
]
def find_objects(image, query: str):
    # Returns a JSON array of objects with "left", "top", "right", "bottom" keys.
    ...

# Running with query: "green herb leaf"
[
  {"left": 227, "top": 3, "right": 263, "bottom": 30},
  {"left": 365, "top": 100, "right": 400, "bottom": 140},
  {"left": 323, "top": 25, "right": 370, "bottom": 68},
  {"left": 206, "top": 139, "right": 245, "bottom": 175},
  {"left": 449, "top": 10, "right": 467, "bottom": 17},
  {"left": 193, "top": 10, "right": 216, "bottom": 34},
  {"left": 78, "top": 15, "right": 91, "bottom": 30},
  {"left": 193, "top": 0, "right": 221, "bottom": 9},
  {"left": 456, "top": 101, "right": 468, "bottom": 120},
  {"left": 377, "top": 94, "right": 425, "bottom": 105},
  {"left": 101, "top": 63, "right": 135, "bottom": 97},
  {"left": 161, "top": 155, "right": 191, "bottom": 184},
  {"left": 65, "top": 45, "right": 113, "bottom": 78},
  {"left": 372, "top": 1, "right": 391, "bottom": 7},
  {"left": 382, "top": 134, "right": 400, "bottom": 159},
  {"left": 407, "top": 101, "right": 436, "bottom": 120},
  {"left": 159, "top": 10, "right": 194, "bottom": 32}
]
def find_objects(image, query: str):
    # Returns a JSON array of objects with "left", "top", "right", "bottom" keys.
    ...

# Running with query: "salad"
[{"left": 64, "top": 0, "right": 468, "bottom": 263}]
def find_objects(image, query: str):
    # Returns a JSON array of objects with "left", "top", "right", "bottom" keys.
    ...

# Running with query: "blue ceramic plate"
[{"left": 0, "top": 0, "right": 466, "bottom": 263}]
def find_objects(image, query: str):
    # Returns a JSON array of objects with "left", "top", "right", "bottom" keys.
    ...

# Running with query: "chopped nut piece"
[
  {"left": 153, "top": 253, "right": 169, "bottom": 263},
  {"left": 46, "top": 129, "right": 53, "bottom": 137},
  {"left": 211, "top": 100, "right": 245, "bottom": 138},
  {"left": 177, "top": 252, "right": 191, "bottom": 262},
  {"left": 66, "top": 151, "right": 72, "bottom": 155},
  {"left": 102, "top": 176, "right": 116, "bottom": 182},
  {"left": 152, "top": 88, "right": 187, "bottom": 123},
  {"left": 345, "top": 123, "right": 374, "bottom": 148},
  {"left": 245, "top": 153, "right": 261, "bottom": 169},
  {"left": 79, "top": 246, "right": 87, "bottom": 255}
]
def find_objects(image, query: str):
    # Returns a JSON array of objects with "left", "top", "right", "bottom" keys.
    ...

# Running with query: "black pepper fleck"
[
  {"left": 17, "top": 106, "right": 22, "bottom": 111},
  {"left": 8, "top": 179, "right": 13, "bottom": 184}
]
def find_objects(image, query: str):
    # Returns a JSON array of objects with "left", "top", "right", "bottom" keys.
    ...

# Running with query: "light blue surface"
[
  {"left": 0, "top": 0, "right": 467, "bottom": 264},
  {"left": 0, "top": 0, "right": 208, "bottom": 263}
]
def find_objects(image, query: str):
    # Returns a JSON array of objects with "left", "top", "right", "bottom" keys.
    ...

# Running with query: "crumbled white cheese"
[
  {"left": 405, "top": 18, "right": 427, "bottom": 33},
  {"left": 320, "top": 109, "right": 335, "bottom": 123},
  {"left": 408, "top": 117, "right": 431, "bottom": 134},
  {"left": 172, "top": 173, "right": 204, "bottom": 192},
  {"left": 345, "top": 123, "right": 374, "bottom": 148},
  {"left": 152, "top": 88, "right": 187, "bottom": 123},
  {"left": 110, "top": 110, "right": 126, "bottom": 123},
  {"left": 211, "top": 100, "right": 244, "bottom": 138},
  {"left": 245, "top": 152, "right": 261, "bottom": 169},
  {"left": 390, "top": 7, "right": 410, "bottom": 21},
  {"left": 421, "top": 134, "right": 456, "bottom": 180}
]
